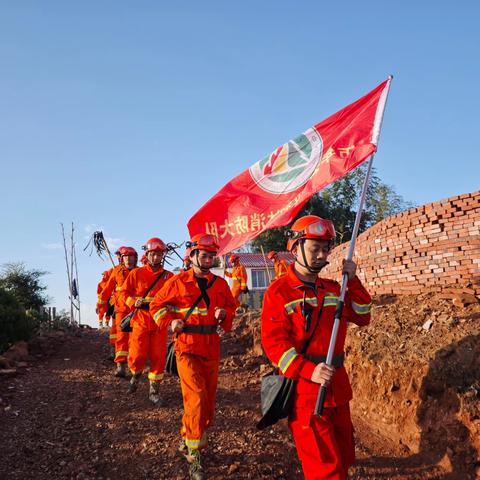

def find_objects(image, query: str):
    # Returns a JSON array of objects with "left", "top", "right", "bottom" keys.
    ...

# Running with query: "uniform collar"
[
  {"left": 185, "top": 267, "right": 213, "bottom": 284},
  {"left": 146, "top": 264, "right": 164, "bottom": 275},
  {"left": 286, "top": 263, "right": 324, "bottom": 290}
]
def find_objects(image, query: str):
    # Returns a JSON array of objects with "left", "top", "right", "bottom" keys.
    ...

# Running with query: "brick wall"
[{"left": 322, "top": 191, "right": 480, "bottom": 297}]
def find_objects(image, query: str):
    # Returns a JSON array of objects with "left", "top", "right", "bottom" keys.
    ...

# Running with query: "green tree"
[
  {"left": 0, "top": 287, "right": 39, "bottom": 353},
  {"left": 0, "top": 262, "right": 49, "bottom": 310},
  {"left": 250, "top": 165, "right": 413, "bottom": 252}
]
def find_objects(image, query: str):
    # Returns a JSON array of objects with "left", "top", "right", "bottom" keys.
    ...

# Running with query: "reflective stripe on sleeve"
[
  {"left": 278, "top": 347, "right": 298, "bottom": 374},
  {"left": 153, "top": 308, "right": 168, "bottom": 322},
  {"left": 351, "top": 300, "right": 372, "bottom": 314},
  {"left": 324, "top": 293, "right": 339, "bottom": 307},
  {"left": 171, "top": 306, "right": 208, "bottom": 316}
]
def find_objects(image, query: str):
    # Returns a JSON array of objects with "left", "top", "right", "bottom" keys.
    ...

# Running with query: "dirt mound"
[{"left": 0, "top": 294, "right": 479, "bottom": 479}]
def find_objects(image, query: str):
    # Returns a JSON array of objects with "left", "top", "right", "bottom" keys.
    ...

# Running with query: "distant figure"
[
  {"left": 97, "top": 247, "right": 138, "bottom": 377},
  {"left": 183, "top": 250, "right": 192, "bottom": 270},
  {"left": 224, "top": 254, "right": 248, "bottom": 309},
  {"left": 268, "top": 250, "right": 288, "bottom": 279}
]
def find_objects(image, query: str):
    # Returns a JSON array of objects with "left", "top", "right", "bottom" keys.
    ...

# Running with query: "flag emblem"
[{"left": 249, "top": 128, "right": 323, "bottom": 194}]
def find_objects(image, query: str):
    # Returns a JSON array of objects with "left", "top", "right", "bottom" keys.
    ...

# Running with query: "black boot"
[
  {"left": 148, "top": 381, "right": 165, "bottom": 407},
  {"left": 128, "top": 372, "right": 141, "bottom": 393},
  {"left": 114, "top": 362, "right": 127, "bottom": 378},
  {"left": 187, "top": 448, "right": 204, "bottom": 480}
]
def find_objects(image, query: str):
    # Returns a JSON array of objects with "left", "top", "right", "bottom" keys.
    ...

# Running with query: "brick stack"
[{"left": 322, "top": 191, "right": 480, "bottom": 298}]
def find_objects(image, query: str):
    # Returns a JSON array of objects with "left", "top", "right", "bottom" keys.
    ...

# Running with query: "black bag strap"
[
  {"left": 300, "top": 296, "right": 325, "bottom": 355},
  {"left": 141, "top": 270, "right": 168, "bottom": 300},
  {"left": 182, "top": 275, "right": 218, "bottom": 325}
]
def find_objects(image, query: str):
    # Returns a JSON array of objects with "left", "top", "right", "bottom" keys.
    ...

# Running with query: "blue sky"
[{"left": 1, "top": 1, "right": 478, "bottom": 326}]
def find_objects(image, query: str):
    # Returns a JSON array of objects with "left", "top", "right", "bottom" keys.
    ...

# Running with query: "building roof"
[{"left": 225, "top": 252, "right": 293, "bottom": 268}]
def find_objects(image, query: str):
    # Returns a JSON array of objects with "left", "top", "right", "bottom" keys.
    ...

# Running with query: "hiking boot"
[
  {"left": 187, "top": 449, "right": 204, "bottom": 480},
  {"left": 178, "top": 438, "right": 187, "bottom": 455},
  {"left": 148, "top": 381, "right": 165, "bottom": 407},
  {"left": 114, "top": 362, "right": 127, "bottom": 378},
  {"left": 128, "top": 372, "right": 141, "bottom": 393}
]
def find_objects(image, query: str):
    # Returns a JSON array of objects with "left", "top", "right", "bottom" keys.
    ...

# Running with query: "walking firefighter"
[
  {"left": 224, "top": 253, "right": 248, "bottom": 309},
  {"left": 150, "top": 233, "right": 236, "bottom": 480},
  {"left": 97, "top": 246, "right": 138, "bottom": 378},
  {"left": 96, "top": 247, "right": 125, "bottom": 358},
  {"left": 260, "top": 215, "right": 372, "bottom": 480},
  {"left": 121, "top": 237, "right": 173, "bottom": 406}
]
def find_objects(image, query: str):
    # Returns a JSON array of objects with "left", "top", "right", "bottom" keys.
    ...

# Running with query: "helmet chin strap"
[
  {"left": 298, "top": 240, "right": 328, "bottom": 274},
  {"left": 193, "top": 251, "right": 210, "bottom": 274}
]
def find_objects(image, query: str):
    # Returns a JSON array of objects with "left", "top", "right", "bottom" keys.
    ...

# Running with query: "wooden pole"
[{"left": 260, "top": 245, "right": 272, "bottom": 283}]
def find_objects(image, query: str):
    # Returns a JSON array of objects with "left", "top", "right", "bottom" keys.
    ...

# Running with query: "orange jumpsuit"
[
  {"left": 97, "top": 266, "right": 119, "bottom": 344},
  {"left": 224, "top": 264, "right": 247, "bottom": 306},
  {"left": 273, "top": 258, "right": 288, "bottom": 279},
  {"left": 261, "top": 265, "right": 372, "bottom": 480},
  {"left": 122, "top": 265, "right": 173, "bottom": 381},
  {"left": 150, "top": 269, "right": 236, "bottom": 450},
  {"left": 98, "top": 265, "right": 136, "bottom": 364}
]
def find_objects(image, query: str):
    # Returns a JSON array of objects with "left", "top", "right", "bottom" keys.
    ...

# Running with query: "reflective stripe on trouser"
[
  {"left": 114, "top": 314, "right": 130, "bottom": 363},
  {"left": 109, "top": 321, "right": 118, "bottom": 346},
  {"left": 128, "top": 324, "right": 167, "bottom": 377},
  {"left": 289, "top": 403, "right": 354, "bottom": 480},
  {"left": 177, "top": 352, "right": 219, "bottom": 450}
]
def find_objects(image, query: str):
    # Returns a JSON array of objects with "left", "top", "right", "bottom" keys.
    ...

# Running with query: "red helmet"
[
  {"left": 187, "top": 234, "right": 219, "bottom": 254},
  {"left": 143, "top": 237, "right": 166, "bottom": 252},
  {"left": 267, "top": 251, "right": 277, "bottom": 260},
  {"left": 140, "top": 254, "right": 148, "bottom": 265},
  {"left": 120, "top": 246, "right": 137, "bottom": 257},
  {"left": 229, "top": 254, "right": 239, "bottom": 264},
  {"left": 115, "top": 246, "right": 126, "bottom": 257},
  {"left": 286, "top": 215, "right": 336, "bottom": 251}
]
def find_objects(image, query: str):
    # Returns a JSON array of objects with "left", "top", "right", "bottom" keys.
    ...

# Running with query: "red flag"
[{"left": 188, "top": 78, "right": 392, "bottom": 255}]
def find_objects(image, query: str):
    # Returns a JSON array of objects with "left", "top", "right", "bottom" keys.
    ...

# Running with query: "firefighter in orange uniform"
[
  {"left": 267, "top": 250, "right": 288, "bottom": 279},
  {"left": 97, "top": 247, "right": 138, "bottom": 378},
  {"left": 96, "top": 248, "right": 125, "bottom": 357},
  {"left": 96, "top": 269, "right": 112, "bottom": 328},
  {"left": 150, "top": 234, "right": 236, "bottom": 480},
  {"left": 122, "top": 238, "right": 173, "bottom": 405},
  {"left": 261, "top": 216, "right": 372, "bottom": 480},
  {"left": 224, "top": 254, "right": 248, "bottom": 307}
]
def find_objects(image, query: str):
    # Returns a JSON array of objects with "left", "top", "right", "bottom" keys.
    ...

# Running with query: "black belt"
[
  {"left": 182, "top": 325, "right": 217, "bottom": 334},
  {"left": 305, "top": 353, "right": 344, "bottom": 368},
  {"left": 137, "top": 304, "right": 150, "bottom": 310}
]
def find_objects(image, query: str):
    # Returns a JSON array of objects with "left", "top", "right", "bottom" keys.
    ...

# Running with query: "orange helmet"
[
  {"left": 120, "top": 246, "right": 137, "bottom": 257},
  {"left": 229, "top": 254, "right": 239, "bottom": 264},
  {"left": 143, "top": 237, "right": 166, "bottom": 252},
  {"left": 267, "top": 251, "right": 277, "bottom": 260},
  {"left": 286, "top": 215, "right": 336, "bottom": 251},
  {"left": 187, "top": 234, "right": 219, "bottom": 254}
]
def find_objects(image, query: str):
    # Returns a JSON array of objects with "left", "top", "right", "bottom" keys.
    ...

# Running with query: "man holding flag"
[{"left": 261, "top": 215, "right": 372, "bottom": 479}]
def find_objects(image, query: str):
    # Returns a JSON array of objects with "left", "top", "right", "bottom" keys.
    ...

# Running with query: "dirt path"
[{"left": 0, "top": 328, "right": 462, "bottom": 479}]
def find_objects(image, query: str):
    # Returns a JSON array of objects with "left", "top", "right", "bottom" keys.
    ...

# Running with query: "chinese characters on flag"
[{"left": 188, "top": 78, "right": 392, "bottom": 255}]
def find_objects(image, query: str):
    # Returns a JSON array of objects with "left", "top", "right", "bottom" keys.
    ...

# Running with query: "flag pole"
[
  {"left": 314, "top": 75, "right": 393, "bottom": 416},
  {"left": 260, "top": 245, "right": 272, "bottom": 283}
]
